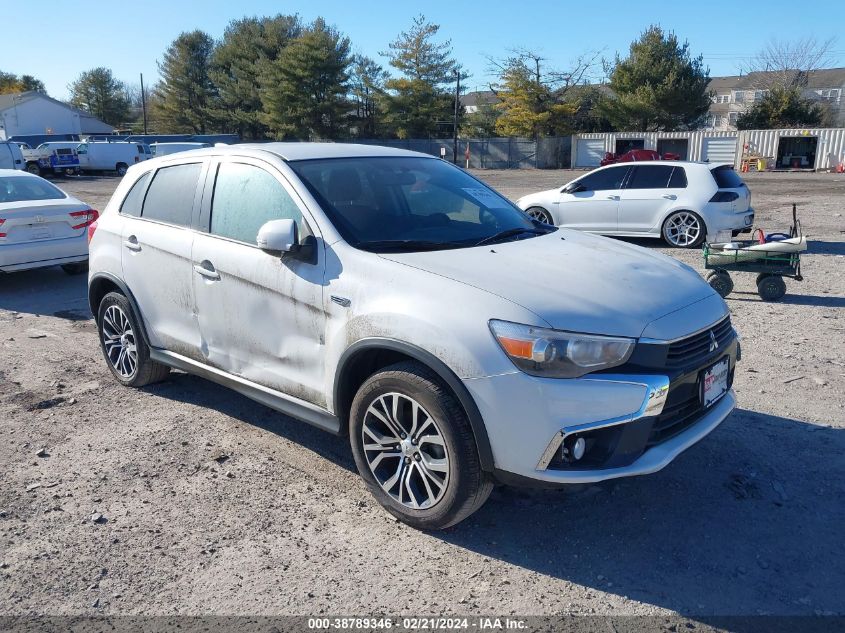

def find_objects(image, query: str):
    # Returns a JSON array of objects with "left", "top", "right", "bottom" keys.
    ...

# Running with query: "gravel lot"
[{"left": 1, "top": 169, "right": 843, "bottom": 619}]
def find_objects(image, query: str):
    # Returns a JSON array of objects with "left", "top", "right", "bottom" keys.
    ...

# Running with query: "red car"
[{"left": 600, "top": 149, "right": 681, "bottom": 166}]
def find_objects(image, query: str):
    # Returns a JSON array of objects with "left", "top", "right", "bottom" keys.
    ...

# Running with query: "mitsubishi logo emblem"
[{"left": 709, "top": 330, "right": 719, "bottom": 352}]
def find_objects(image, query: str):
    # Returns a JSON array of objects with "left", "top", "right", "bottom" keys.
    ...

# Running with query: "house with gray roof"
[
  {"left": 705, "top": 67, "right": 845, "bottom": 130},
  {"left": 0, "top": 91, "right": 114, "bottom": 140}
]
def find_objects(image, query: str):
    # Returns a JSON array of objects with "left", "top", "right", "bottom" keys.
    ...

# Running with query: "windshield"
[
  {"left": 0, "top": 176, "right": 66, "bottom": 202},
  {"left": 288, "top": 156, "right": 552, "bottom": 251}
]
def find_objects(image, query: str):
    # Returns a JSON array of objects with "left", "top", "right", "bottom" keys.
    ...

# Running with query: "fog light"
[{"left": 562, "top": 436, "right": 586, "bottom": 462}]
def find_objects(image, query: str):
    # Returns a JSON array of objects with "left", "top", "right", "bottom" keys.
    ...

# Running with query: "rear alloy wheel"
[
  {"left": 115, "top": 163, "right": 128, "bottom": 176},
  {"left": 97, "top": 292, "right": 170, "bottom": 387},
  {"left": 663, "top": 211, "right": 706, "bottom": 248},
  {"left": 26, "top": 163, "right": 41, "bottom": 175},
  {"left": 525, "top": 206, "right": 554, "bottom": 225},
  {"left": 350, "top": 361, "right": 493, "bottom": 530}
]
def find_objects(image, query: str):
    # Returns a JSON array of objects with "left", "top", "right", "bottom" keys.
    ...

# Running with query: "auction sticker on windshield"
[
  {"left": 462, "top": 187, "right": 511, "bottom": 208},
  {"left": 702, "top": 357, "right": 729, "bottom": 408}
]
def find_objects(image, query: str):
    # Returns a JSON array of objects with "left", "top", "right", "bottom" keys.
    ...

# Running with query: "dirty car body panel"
[{"left": 88, "top": 143, "right": 739, "bottom": 524}]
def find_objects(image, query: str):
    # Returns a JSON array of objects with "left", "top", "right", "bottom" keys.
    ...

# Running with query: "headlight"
[{"left": 489, "top": 320, "right": 635, "bottom": 378}]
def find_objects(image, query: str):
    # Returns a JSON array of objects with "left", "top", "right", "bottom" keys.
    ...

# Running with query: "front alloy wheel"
[
  {"left": 349, "top": 361, "right": 493, "bottom": 530},
  {"left": 525, "top": 206, "right": 554, "bottom": 225},
  {"left": 362, "top": 392, "right": 450, "bottom": 509},
  {"left": 663, "top": 211, "right": 706, "bottom": 248}
]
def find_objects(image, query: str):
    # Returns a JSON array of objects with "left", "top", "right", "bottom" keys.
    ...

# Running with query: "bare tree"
[
  {"left": 742, "top": 36, "right": 838, "bottom": 88},
  {"left": 485, "top": 47, "right": 603, "bottom": 98}
]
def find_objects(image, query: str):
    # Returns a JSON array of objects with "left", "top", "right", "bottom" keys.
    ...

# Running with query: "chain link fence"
[{"left": 355, "top": 137, "right": 572, "bottom": 169}]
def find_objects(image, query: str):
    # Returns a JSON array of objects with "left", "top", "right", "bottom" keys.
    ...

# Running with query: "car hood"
[{"left": 379, "top": 230, "right": 721, "bottom": 339}]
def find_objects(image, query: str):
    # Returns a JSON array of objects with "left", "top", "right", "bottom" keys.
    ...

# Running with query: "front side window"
[
  {"left": 0, "top": 176, "right": 66, "bottom": 202},
  {"left": 210, "top": 162, "right": 302, "bottom": 244},
  {"left": 141, "top": 163, "right": 202, "bottom": 227},
  {"left": 577, "top": 166, "right": 629, "bottom": 191},
  {"left": 626, "top": 165, "right": 674, "bottom": 190},
  {"left": 289, "top": 156, "right": 549, "bottom": 251}
]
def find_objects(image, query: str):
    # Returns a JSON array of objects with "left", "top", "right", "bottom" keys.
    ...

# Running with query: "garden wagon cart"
[{"left": 703, "top": 204, "right": 806, "bottom": 302}]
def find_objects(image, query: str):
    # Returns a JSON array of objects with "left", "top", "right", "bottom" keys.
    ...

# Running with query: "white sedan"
[
  {"left": 0, "top": 169, "right": 97, "bottom": 274},
  {"left": 516, "top": 161, "right": 754, "bottom": 248}
]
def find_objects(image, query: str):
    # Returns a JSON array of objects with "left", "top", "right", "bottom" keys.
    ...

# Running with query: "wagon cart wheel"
[
  {"left": 757, "top": 274, "right": 787, "bottom": 302},
  {"left": 707, "top": 271, "right": 733, "bottom": 298}
]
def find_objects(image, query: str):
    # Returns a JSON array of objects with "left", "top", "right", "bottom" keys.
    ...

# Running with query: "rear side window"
[
  {"left": 578, "top": 166, "right": 629, "bottom": 191},
  {"left": 668, "top": 167, "right": 688, "bottom": 188},
  {"left": 626, "top": 165, "right": 674, "bottom": 189},
  {"left": 120, "top": 172, "right": 151, "bottom": 216},
  {"left": 210, "top": 162, "right": 302, "bottom": 244},
  {"left": 711, "top": 166, "right": 744, "bottom": 188},
  {"left": 141, "top": 163, "right": 201, "bottom": 227}
]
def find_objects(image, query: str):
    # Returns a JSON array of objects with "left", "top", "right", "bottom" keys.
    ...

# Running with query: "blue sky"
[{"left": 6, "top": 0, "right": 844, "bottom": 99}]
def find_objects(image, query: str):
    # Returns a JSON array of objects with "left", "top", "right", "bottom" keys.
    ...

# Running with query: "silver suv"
[{"left": 88, "top": 144, "right": 739, "bottom": 529}]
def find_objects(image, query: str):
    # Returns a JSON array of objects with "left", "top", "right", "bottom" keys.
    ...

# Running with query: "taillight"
[
  {"left": 69, "top": 208, "right": 99, "bottom": 230},
  {"left": 709, "top": 191, "right": 739, "bottom": 203},
  {"left": 0, "top": 218, "right": 5, "bottom": 238}
]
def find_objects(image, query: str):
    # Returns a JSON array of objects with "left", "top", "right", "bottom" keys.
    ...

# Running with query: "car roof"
[
  {"left": 167, "top": 142, "right": 435, "bottom": 162},
  {"left": 597, "top": 160, "right": 723, "bottom": 169}
]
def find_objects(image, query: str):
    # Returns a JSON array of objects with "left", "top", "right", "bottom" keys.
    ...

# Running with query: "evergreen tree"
[
  {"left": 68, "top": 67, "right": 130, "bottom": 126},
  {"left": 153, "top": 31, "right": 218, "bottom": 134},
  {"left": 348, "top": 55, "right": 388, "bottom": 138},
  {"left": 493, "top": 59, "right": 574, "bottom": 138},
  {"left": 380, "top": 15, "right": 458, "bottom": 139},
  {"left": 210, "top": 15, "right": 302, "bottom": 139},
  {"left": 600, "top": 26, "right": 711, "bottom": 131},
  {"left": 259, "top": 18, "right": 351, "bottom": 139}
]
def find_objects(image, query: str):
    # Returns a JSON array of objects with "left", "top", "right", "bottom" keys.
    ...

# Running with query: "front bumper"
[{"left": 464, "top": 339, "right": 737, "bottom": 485}]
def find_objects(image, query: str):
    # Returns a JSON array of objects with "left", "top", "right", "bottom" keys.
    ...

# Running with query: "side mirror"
[
  {"left": 257, "top": 219, "right": 298, "bottom": 254},
  {"left": 562, "top": 182, "right": 585, "bottom": 194}
]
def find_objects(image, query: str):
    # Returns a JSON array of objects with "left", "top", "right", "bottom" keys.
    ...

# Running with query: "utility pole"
[
  {"left": 140, "top": 73, "right": 148, "bottom": 135},
  {"left": 453, "top": 69, "right": 460, "bottom": 164}
]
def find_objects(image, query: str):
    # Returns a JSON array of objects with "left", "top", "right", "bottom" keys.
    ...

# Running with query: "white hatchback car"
[
  {"left": 516, "top": 161, "right": 754, "bottom": 248},
  {"left": 88, "top": 144, "right": 739, "bottom": 529},
  {"left": 0, "top": 169, "right": 96, "bottom": 274}
]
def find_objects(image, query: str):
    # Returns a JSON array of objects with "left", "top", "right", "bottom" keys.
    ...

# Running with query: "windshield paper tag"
[{"left": 462, "top": 188, "right": 510, "bottom": 209}]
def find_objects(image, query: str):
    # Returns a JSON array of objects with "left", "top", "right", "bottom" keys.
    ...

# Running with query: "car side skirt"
[{"left": 148, "top": 349, "right": 342, "bottom": 435}]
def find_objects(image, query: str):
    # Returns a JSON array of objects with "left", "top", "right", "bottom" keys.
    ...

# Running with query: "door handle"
[
  {"left": 193, "top": 262, "right": 221, "bottom": 281},
  {"left": 662, "top": 194, "right": 677, "bottom": 200},
  {"left": 123, "top": 236, "right": 141, "bottom": 251},
  {"left": 607, "top": 195, "right": 620, "bottom": 200}
]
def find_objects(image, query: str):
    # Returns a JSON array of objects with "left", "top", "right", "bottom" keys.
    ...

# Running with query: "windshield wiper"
[
  {"left": 358, "top": 239, "right": 468, "bottom": 252},
  {"left": 475, "top": 227, "right": 546, "bottom": 247}
]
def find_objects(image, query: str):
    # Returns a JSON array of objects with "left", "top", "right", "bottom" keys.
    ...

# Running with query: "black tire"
[
  {"left": 61, "top": 261, "right": 88, "bottom": 275},
  {"left": 349, "top": 361, "right": 493, "bottom": 530},
  {"left": 25, "top": 162, "right": 41, "bottom": 175},
  {"left": 96, "top": 292, "right": 170, "bottom": 387},
  {"left": 707, "top": 271, "right": 733, "bottom": 297},
  {"left": 757, "top": 274, "right": 787, "bottom": 301},
  {"left": 525, "top": 206, "right": 554, "bottom": 225},
  {"left": 115, "top": 162, "right": 128, "bottom": 176},
  {"left": 662, "top": 210, "right": 707, "bottom": 248}
]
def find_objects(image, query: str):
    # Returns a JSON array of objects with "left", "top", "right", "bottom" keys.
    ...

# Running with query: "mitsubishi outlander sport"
[{"left": 87, "top": 143, "right": 739, "bottom": 529}]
